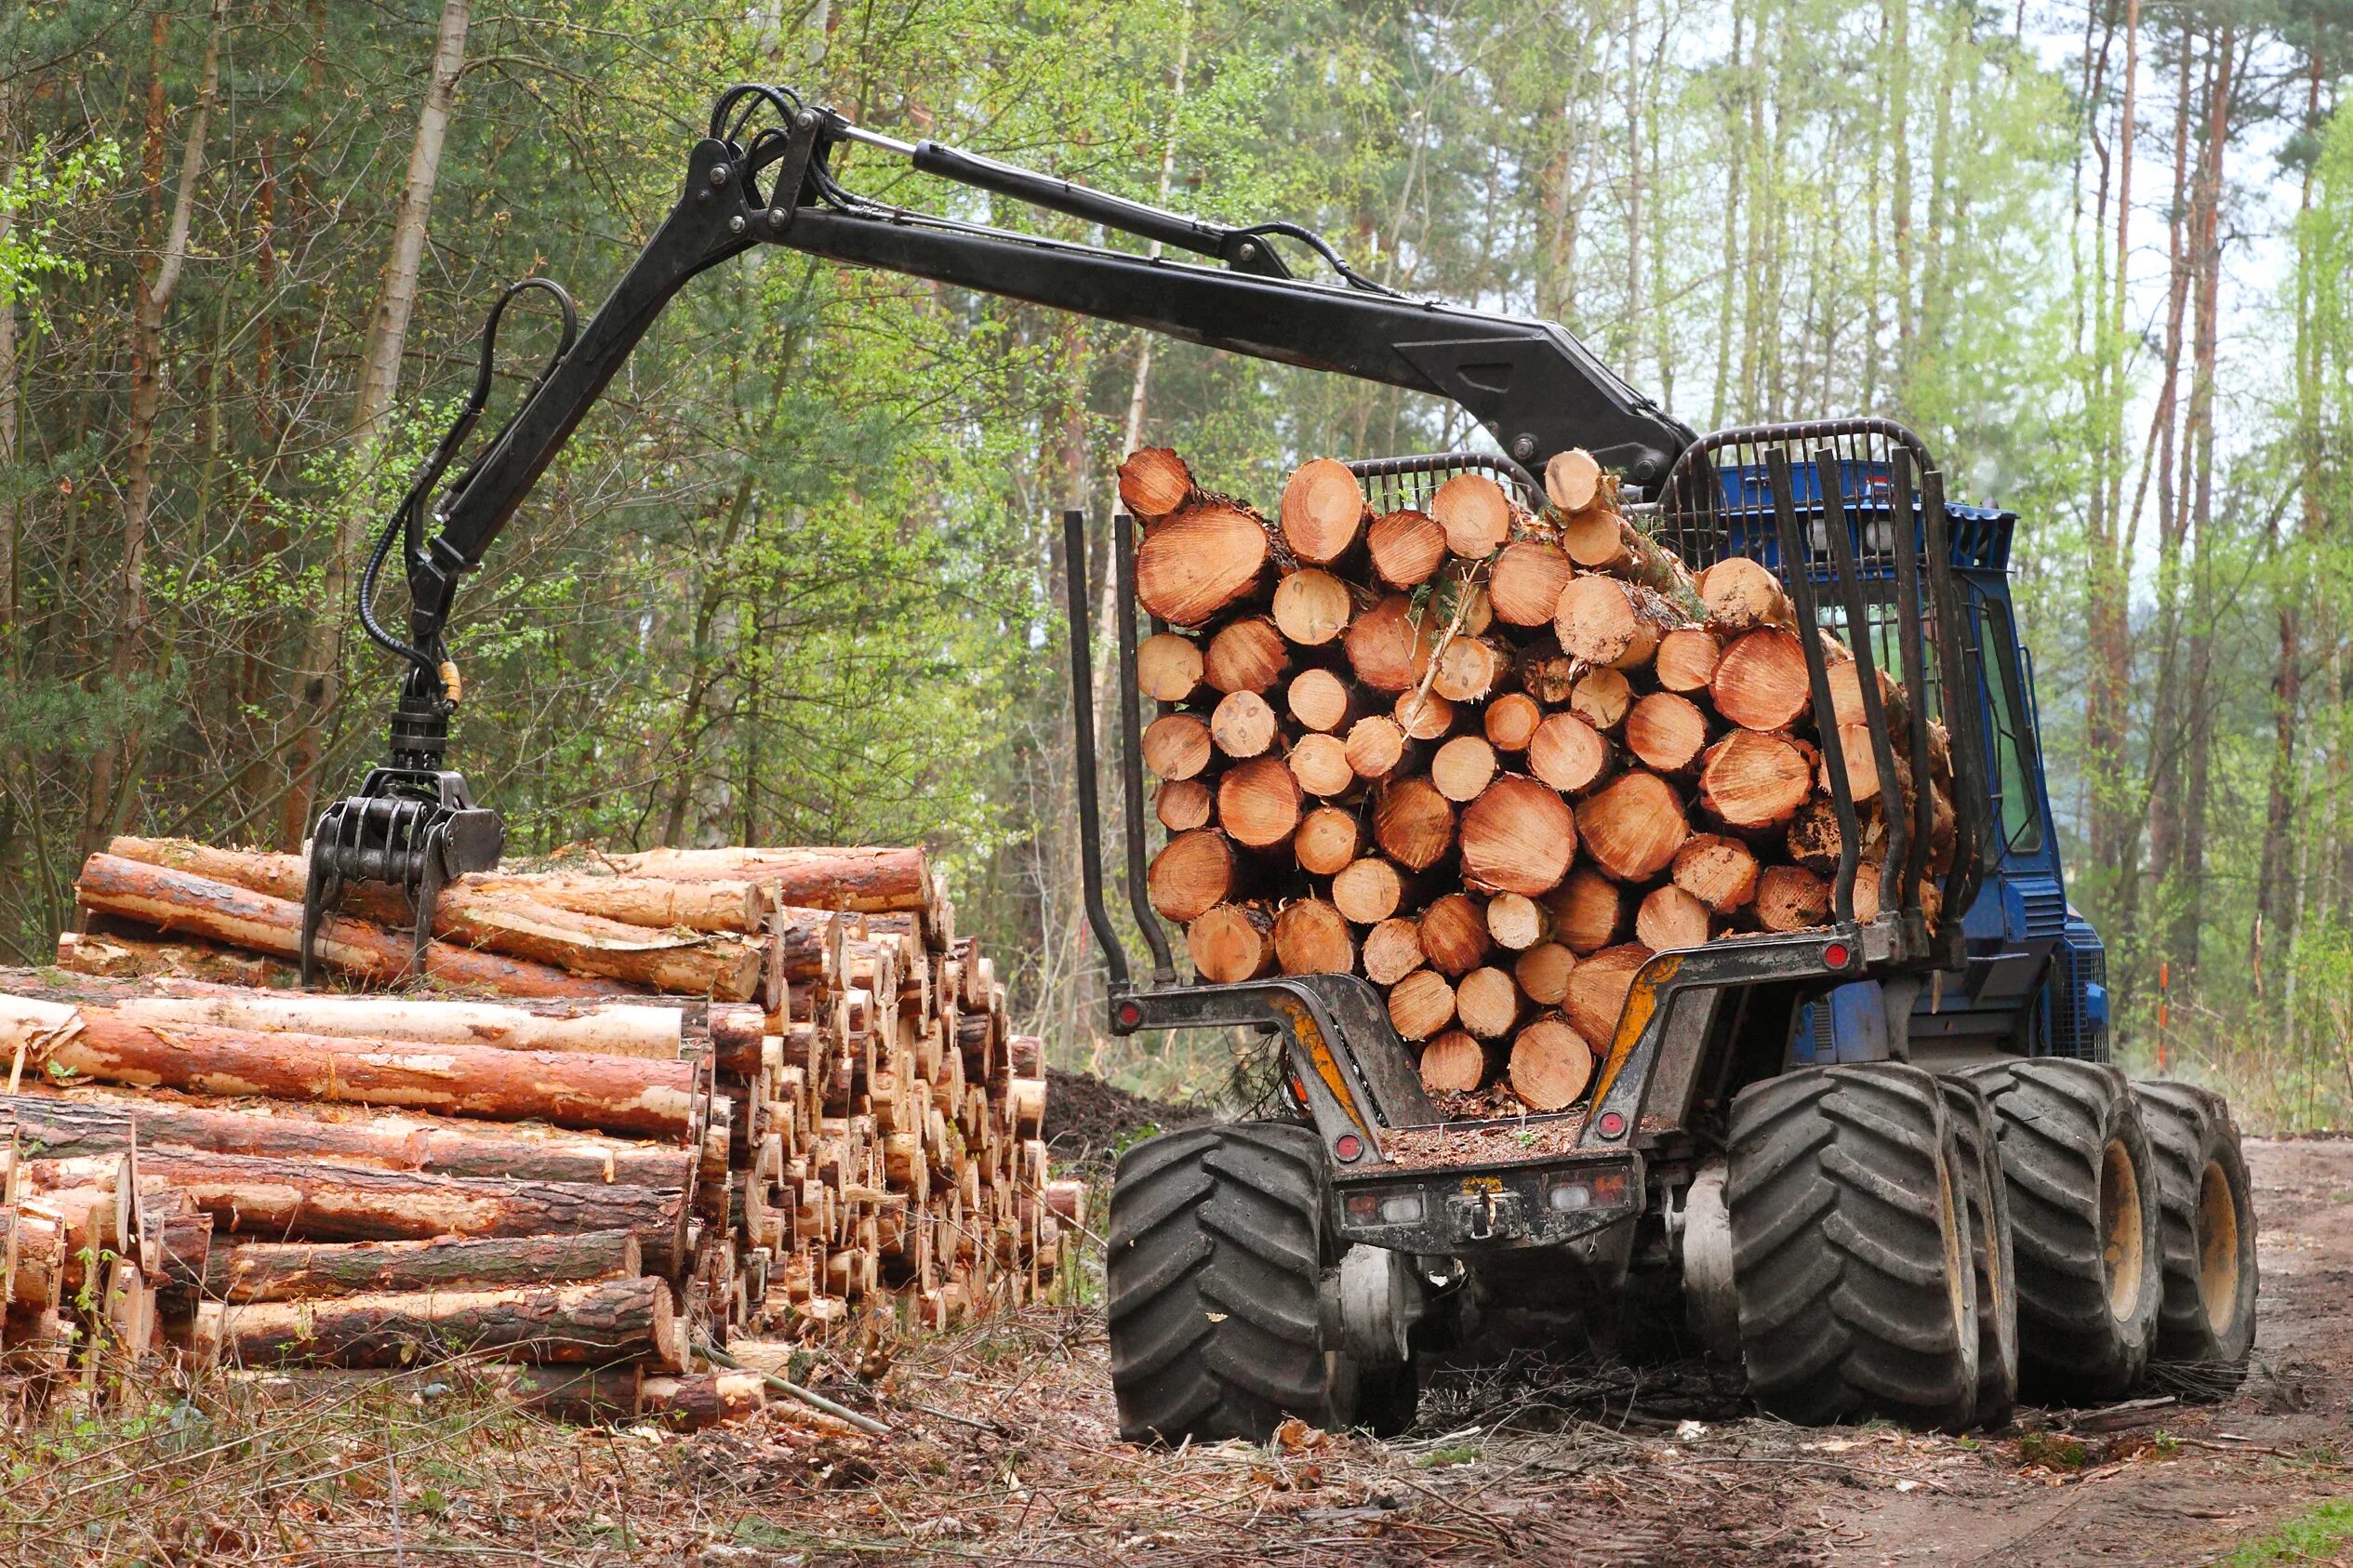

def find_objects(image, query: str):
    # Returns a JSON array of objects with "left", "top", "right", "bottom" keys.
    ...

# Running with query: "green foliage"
[{"left": 2217, "top": 1497, "right": 2353, "bottom": 1566}]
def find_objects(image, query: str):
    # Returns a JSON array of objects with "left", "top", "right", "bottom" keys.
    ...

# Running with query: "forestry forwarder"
[{"left": 307, "top": 84, "right": 2258, "bottom": 1441}]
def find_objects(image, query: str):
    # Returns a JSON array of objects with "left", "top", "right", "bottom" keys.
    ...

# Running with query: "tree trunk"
[
  {"left": 206, "top": 1229, "right": 640, "bottom": 1303},
  {"left": 195, "top": 1276, "right": 683, "bottom": 1371}
]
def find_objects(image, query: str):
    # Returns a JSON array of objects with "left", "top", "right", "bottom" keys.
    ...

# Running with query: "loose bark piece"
[
  {"left": 1137, "top": 633, "right": 1204, "bottom": 702},
  {"left": 1146, "top": 831, "right": 1237, "bottom": 923},
  {"left": 1271, "top": 568, "right": 1353, "bottom": 646},
  {"left": 1655, "top": 628, "right": 1722, "bottom": 694},
  {"left": 1141, "top": 713, "right": 1214, "bottom": 780},
  {"left": 1331, "top": 858, "right": 1408, "bottom": 925},
  {"left": 1117, "top": 447, "right": 1195, "bottom": 518},
  {"left": 1431, "top": 736, "right": 1499, "bottom": 803},
  {"left": 206, "top": 1231, "right": 640, "bottom": 1303},
  {"left": 1361, "top": 920, "right": 1427, "bottom": 986},
  {"left": 1755, "top": 865, "right": 1832, "bottom": 931},
  {"left": 1203, "top": 617, "right": 1289, "bottom": 695},
  {"left": 1710, "top": 629, "right": 1813, "bottom": 732},
  {"left": 1624, "top": 693, "right": 1710, "bottom": 775},
  {"left": 1216, "top": 757, "right": 1304, "bottom": 849},
  {"left": 1569, "top": 668, "right": 1634, "bottom": 731},
  {"left": 1155, "top": 779, "right": 1213, "bottom": 833},
  {"left": 1373, "top": 778, "right": 1455, "bottom": 872},
  {"left": 1293, "top": 807, "right": 1362, "bottom": 876},
  {"left": 1431, "top": 635, "right": 1506, "bottom": 703},
  {"left": 1544, "top": 869, "right": 1625, "bottom": 955},
  {"left": 1343, "top": 594, "right": 1433, "bottom": 693},
  {"left": 1671, "top": 834, "right": 1761, "bottom": 913},
  {"left": 1210, "top": 690, "right": 1279, "bottom": 759},
  {"left": 1287, "top": 668, "right": 1356, "bottom": 733},
  {"left": 1575, "top": 771, "right": 1690, "bottom": 883},
  {"left": 1393, "top": 689, "right": 1454, "bottom": 741},
  {"left": 1483, "top": 692, "right": 1543, "bottom": 752},
  {"left": 1635, "top": 885, "right": 1714, "bottom": 950},
  {"left": 1509, "top": 1017, "right": 1593, "bottom": 1111},
  {"left": 1430, "top": 473, "right": 1514, "bottom": 558},
  {"left": 1513, "top": 943, "right": 1577, "bottom": 1005},
  {"left": 1484, "top": 892, "right": 1547, "bottom": 950},
  {"left": 1554, "top": 577, "right": 1684, "bottom": 670},
  {"left": 1279, "top": 459, "right": 1368, "bottom": 564},
  {"left": 1287, "top": 734, "right": 1355, "bottom": 799},
  {"left": 1344, "top": 715, "right": 1409, "bottom": 781},
  {"left": 1366, "top": 510, "right": 1447, "bottom": 588},
  {"left": 1416, "top": 895, "right": 1491, "bottom": 977},
  {"left": 1699, "top": 730, "right": 1814, "bottom": 831},
  {"left": 1561, "top": 943, "right": 1652, "bottom": 1051},
  {"left": 1527, "top": 713, "right": 1614, "bottom": 796},
  {"left": 1454, "top": 966, "right": 1522, "bottom": 1040},
  {"left": 1187, "top": 904, "right": 1276, "bottom": 983},
  {"left": 1416, "top": 1029, "right": 1484, "bottom": 1092},
  {"left": 1387, "top": 971, "right": 1456, "bottom": 1043},
  {"left": 195, "top": 1276, "right": 683, "bottom": 1371},
  {"left": 1698, "top": 556, "right": 1795, "bottom": 633},
  {"left": 1458, "top": 776, "right": 1577, "bottom": 897},
  {"left": 1271, "top": 899, "right": 1354, "bottom": 977},
  {"left": 1134, "top": 498, "right": 1271, "bottom": 627},
  {"left": 1488, "top": 540, "right": 1574, "bottom": 628},
  {"left": 1543, "top": 448, "right": 1603, "bottom": 513}
]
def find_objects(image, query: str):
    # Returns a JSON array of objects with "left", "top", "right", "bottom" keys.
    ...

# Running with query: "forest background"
[{"left": 1, "top": 0, "right": 2347, "bottom": 1123}]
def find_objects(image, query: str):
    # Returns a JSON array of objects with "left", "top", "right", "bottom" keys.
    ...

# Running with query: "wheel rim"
[
  {"left": 2197, "top": 1159, "right": 2241, "bottom": 1335},
  {"left": 2099, "top": 1137, "right": 2146, "bottom": 1322}
]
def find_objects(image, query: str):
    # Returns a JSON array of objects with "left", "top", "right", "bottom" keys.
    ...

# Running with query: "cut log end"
[{"left": 1508, "top": 1017, "right": 1593, "bottom": 1111}]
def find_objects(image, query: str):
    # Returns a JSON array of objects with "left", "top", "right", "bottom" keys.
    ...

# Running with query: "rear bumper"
[{"left": 1334, "top": 1149, "right": 1644, "bottom": 1252}]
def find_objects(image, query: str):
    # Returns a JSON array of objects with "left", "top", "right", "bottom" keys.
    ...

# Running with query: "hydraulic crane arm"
[{"left": 301, "top": 83, "right": 1694, "bottom": 980}]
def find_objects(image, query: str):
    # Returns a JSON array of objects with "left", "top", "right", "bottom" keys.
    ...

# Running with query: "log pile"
[
  {"left": 0, "top": 840, "right": 1075, "bottom": 1418},
  {"left": 1123, "top": 445, "right": 1956, "bottom": 1116}
]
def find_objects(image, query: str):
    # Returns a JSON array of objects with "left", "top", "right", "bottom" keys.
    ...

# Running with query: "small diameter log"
[
  {"left": 1203, "top": 617, "right": 1289, "bottom": 695},
  {"left": 1345, "top": 715, "right": 1410, "bottom": 781},
  {"left": 1344, "top": 594, "right": 1433, "bottom": 693},
  {"left": 1624, "top": 693, "right": 1710, "bottom": 775},
  {"left": 195, "top": 1276, "right": 684, "bottom": 1372},
  {"left": 54, "top": 930, "right": 298, "bottom": 988},
  {"left": 72, "top": 991, "right": 692, "bottom": 1061},
  {"left": 1528, "top": 712, "right": 1614, "bottom": 796},
  {"left": 1710, "top": 629, "right": 1813, "bottom": 732},
  {"left": 1393, "top": 689, "right": 1454, "bottom": 741},
  {"left": 1482, "top": 539, "right": 1568, "bottom": 629},
  {"left": 1117, "top": 447, "right": 1195, "bottom": 518},
  {"left": 1287, "top": 668, "right": 1359, "bottom": 733},
  {"left": 1134, "top": 498, "right": 1271, "bottom": 627},
  {"left": 1654, "top": 628, "right": 1722, "bottom": 694},
  {"left": 1755, "top": 865, "right": 1832, "bottom": 931},
  {"left": 1569, "top": 668, "right": 1634, "bottom": 732},
  {"left": 1137, "top": 633, "right": 1204, "bottom": 702},
  {"left": 1271, "top": 568, "right": 1354, "bottom": 646},
  {"left": 1216, "top": 757, "right": 1304, "bottom": 849},
  {"left": 1698, "top": 730, "right": 1814, "bottom": 831},
  {"left": 1294, "top": 807, "right": 1362, "bottom": 876},
  {"left": 1187, "top": 904, "right": 1276, "bottom": 983},
  {"left": 1671, "top": 834, "right": 1761, "bottom": 913},
  {"left": 1820, "top": 722, "right": 1890, "bottom": 802},
  {"left": 640, "top": 1371, "right": 766, "bottom": 1430},
  {"left": 1367, "top": 510, "right": 1447, "bottom": 588},
  {"left": 1387, "top": 971, "right": 1456, "bottom": 1043},
  {"left": 1458, "top": 776, "right": 1577, "bottom": 897},
  {"left": 1417, "top": 1030, "right": 1485, "bottom": 1093},
  {"left": 1288, "top": 734, "right": 1355, "bottom": 799},
  {"left": 1373, "top": 778, "right": 1456, "bottom": 872},
  {"left": 1361, "top": 920, "right": 1427, "bottom": 986},
  {"left": 1455, "top": 967, "right": 1522, "bottom": 1040},
  {"left": 1431, "top": 736, "right": 1499, "bottom": 804},
  {"left": 1279, "top": 459, "right": 1368, "bottom": 565},
  {"left": 1785, "top": 798, "right": 1847, "bottom": 875},
  {"left": 1483, "top": 692, "right": 1543, "bottom": 752},
  {"left": 1271, "top": 899, "right": 1354, "bottom": 977},
  {"left": 206, "top": 1231, "right": 641, "bottom": 1304},
  {"left": 1635, "top": 886, "right": 1714, "bottom": 950},
  {"left": 1562, "top": 944, "right": 1652, "bottom": 1051},
  {"left": 1416, "top": 895, "right": 1491, "bottom": 977},
  {"left": 1509, "top": 1017, "right": 1592, "bottom": 1111},
  {"left": 1431, "top": 636, "right": 1506, "bottom": 703},
  {"left": 1147, "top": 831, "right": 1238, "bottom": 923},
  {"left": 1156, "top": 779, "right": 1214, "bottom": 833},
  {"left": 1828, "top": 660, "right": 1908, "bottom": 731},
  {"left": 1545, "top": 869, "right": 1625, "bottom": 954},
  {"left": 1544, "top": 448, "right": 1603, "bottom": 512},
  {"left": 1575, "top": 771, "right": 1691, "bottom": 883},
  {"left": 1554, "top": 578, "right": 1685, "bottom": 670},
  {"left": 1485, "top": 892, "right": 1548, "bottom": 950},
  {"left": 1331, "top": 859, "right": 1408, "bottom": 925},
  {"left": 1141, "top": 713, "right": 1214, "bottom": 780},
  {"left": 1513, "top": 943, "right": 1577, "bottom": 1006},
  {"left": 601, "top": 847, "right": 937, "bottom": 923},
  {"left": 1210, "top": 690, "right": 1280, "bottom": 759},
  {"left": 1518, "top": 642, "right": 1578, "bottom": 705},
  {"left": 1431, "top": 473, "right": 1515, "bottom": 558},
  {"left": 1698, "top": 555, "right": 1795, "bottom": 633}
]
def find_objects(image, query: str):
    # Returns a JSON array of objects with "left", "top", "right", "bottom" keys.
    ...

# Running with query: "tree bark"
[
  {"left": 206, "top": 1229, "right": 640, "bottom": 1303},
  {"left": 195, "top": 1276, "right": 683, "bottom": 1370}
]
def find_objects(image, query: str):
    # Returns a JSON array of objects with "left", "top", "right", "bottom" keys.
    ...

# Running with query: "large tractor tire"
[
  {"left": 1726, "top": 1064, "right": 1979, "bottom": 1430},
  {"left": 1106, "top": 1123, "right": 1411, "bottom": 1443},
  {"left": 2134, "top": 1082, "right": 2257, "bottom": 1384},
  {"left": 1961, "top": 1059, "right": 2162, "bottom": 1402},
  {"left": 1941, "top": 1080, "right": 2021, "bottom": 1428}
]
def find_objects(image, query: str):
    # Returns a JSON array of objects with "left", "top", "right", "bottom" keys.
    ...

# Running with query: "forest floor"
[{"left": 4, "top": 1138, "right": 2346, "bottom": 1565}]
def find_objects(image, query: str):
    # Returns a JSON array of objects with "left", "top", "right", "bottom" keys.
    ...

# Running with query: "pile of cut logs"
[
  {"left": 1123, "top": 445, "right": 1955, "bottom": 1117},
  {"left": 0, "top": 838, "right": 1073, "bottom": 1422}
]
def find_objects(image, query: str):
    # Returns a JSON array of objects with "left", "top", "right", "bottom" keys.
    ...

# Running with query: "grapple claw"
[{"left": 302, "top": 768, "right": 504, "bottom": 985}]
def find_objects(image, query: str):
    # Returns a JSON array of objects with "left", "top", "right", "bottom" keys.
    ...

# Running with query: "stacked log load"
[
  {"left": 1124, "top": 445, "right": 1956, "bottom": 1117},
  {"left": 0, "top": 840, "right": 1075, "bottom": 1413}
]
